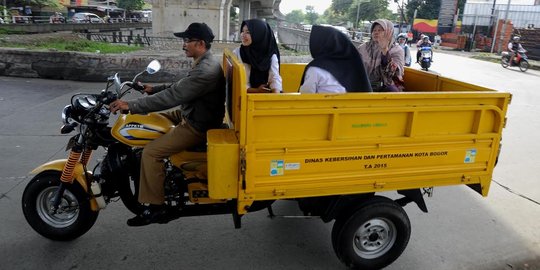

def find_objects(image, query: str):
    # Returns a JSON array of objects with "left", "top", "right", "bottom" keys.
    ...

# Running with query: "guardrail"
[
  {"left": 81, "top": 32, "right": 312, "bottom": 54},
  {"left": 0, "top": 22, "right": 151, "bottom": 33}
]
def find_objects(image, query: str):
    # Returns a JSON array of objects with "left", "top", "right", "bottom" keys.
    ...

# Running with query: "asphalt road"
[{"left": 1, "top": 52, "right": 539, "bottom": 270}]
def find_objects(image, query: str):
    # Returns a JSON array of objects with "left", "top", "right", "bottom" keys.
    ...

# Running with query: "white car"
[
  {"left": 332, "top": 26, "right": 351, "bottom": 38},
  {"left": 70, "top": 12, "right": 104, "bottom": 23}
]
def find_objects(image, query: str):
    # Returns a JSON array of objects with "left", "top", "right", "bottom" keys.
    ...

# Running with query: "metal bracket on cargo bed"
[
  {"left": 396, "top": 189, "right": 428, "bottom": 213},
  {"left": 423, "top": 187, "right": 434, "bottom": 197}
]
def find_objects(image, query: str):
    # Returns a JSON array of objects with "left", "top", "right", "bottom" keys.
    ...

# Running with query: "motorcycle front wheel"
[
  {"left": 519, "top": 60, "right": 529, "bottom": 72},
  {"left": 22, "top": 171, "right": 98, "bottom": 241},
  {"left": 501, "top": 57, "right": 509, "bottom": 68},
  {"left": 421, "top": 61, "right": 430, "bottom": 71}
]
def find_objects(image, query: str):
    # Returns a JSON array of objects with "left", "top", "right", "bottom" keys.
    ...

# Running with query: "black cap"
[{"left": 174, "top": 23, "right": 215, "bottom": 43}]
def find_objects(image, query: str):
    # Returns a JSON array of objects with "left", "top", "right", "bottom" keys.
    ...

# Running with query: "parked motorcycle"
[
  {"left": 21, "top": 60, "right": 183, "bottom": 240},
  {"left": 418, "top": 46, "right": 432, "bottom": 71},
  {"left": 501, "top": 50, "right": 530, "bottom": 72}
]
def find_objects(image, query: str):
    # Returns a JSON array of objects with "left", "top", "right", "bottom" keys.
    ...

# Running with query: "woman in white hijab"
[{"left": 357, "top": 19, "right": 405, "bottom": 92}]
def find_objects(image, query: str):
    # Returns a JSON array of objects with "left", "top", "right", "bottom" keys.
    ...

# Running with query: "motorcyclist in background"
[
  {"left": 507, "top": 36, "right": 525, "bottom": 66},
  {"left": 397, "top": 33, "right": 411, "bottom": 67},
  {"left": 416, "top": 35, "right": 432, "bottom": 63}
]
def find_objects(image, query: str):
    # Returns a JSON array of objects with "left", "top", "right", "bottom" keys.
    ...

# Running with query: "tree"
[
  {"left": 406, "top": 0, "right": 441, "bottom": 21},
  {"left": 23, "top": 0, "right": 59, "bottom": 11},
  {"left": 328, "top": 0, "right": 393, "bottom": 27},
  {"left": 285, "top": 9, "right": 305, "bottom": 24},
  {"left": 117, "top": 0, "right": 145, "bottom": 12},
  {"left": 331, "top": 0, "right": 353, "bottom": 15},
  {"left": 348, "top": 0, "right": 393, "bottom": 24},
  {"left": 305, "top": 5, "right": 319, "bottom": 25},
  {"left": 321, "top": 9, "right": 346, "bottom": 25}
]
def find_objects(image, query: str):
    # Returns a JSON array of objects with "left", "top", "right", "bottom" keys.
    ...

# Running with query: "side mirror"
[{"left": 147, "top": 60, "right": 161, "bottom": 74}]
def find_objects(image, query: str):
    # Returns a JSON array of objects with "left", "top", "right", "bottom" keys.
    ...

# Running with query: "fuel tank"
[{"left": 111, "top": 113, "right": 174, "bottom": 146}]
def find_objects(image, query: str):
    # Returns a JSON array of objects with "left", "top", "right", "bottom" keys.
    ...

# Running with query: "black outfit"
[
  {"left": 239, "top": 19, "right": 280, "bottom": 88},
  {"left": 300, "top": 25, "right": 372, "bottom": 92},
  {"left": 511, "top": 42, "right": 520, "bottom": 52},
  {"left": 416, "top": 42, "right": 432, "bottom": 63}
]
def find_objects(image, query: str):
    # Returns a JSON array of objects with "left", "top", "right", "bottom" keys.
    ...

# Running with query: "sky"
[{"left": 279, "top": 0, "right": 333, "bottom": 14}]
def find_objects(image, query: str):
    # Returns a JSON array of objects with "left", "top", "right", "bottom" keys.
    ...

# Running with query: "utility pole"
[
  {"left": 399, "top": 0, "right": 405, "bottom": 32},
  {"left": 489, "top": 0, "right": 497, "bottom": 33},
  {"left": 356, "top": 0, "right": 361, "bottom": 29}
]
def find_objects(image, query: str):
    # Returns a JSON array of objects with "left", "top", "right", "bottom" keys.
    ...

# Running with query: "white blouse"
[
  {"left": 233, "top": 48, "right": 282, "bottom": 93},
  {"left": 299, "top": 66, "right": 346, "bottom": 93}
]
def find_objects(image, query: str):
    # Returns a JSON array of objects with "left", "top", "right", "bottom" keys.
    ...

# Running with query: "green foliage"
[
  {"left": 406, "top": 0, "right": 441, "bottom": 21},
  {"left": 348, "top": 0, "right": 392, "bottom": 23},
  {"left": 0, "top": 28, "right": 24, "bottom": 35},
  {"left": 117, "top": 0, "right": 145, "bottom": 12},
  {"left": 285, "top": 9, "right": 305, "bottom": 24},
  {"left": 25, "top": 0, "right": 59, "bottom": 9},
  {"left": 321, "top": 9, "right": 347, "bottom": 25},
  {"left": 327, "top": 0, "right": 393, "bottom": 27},
  {"left": 457, "top": 0, "right": 465, "bottom": 15},
  {"left": 331, "top": 0, "right": 354, "bottom": 15},
  {"left": 305, "top": 5, "right": 319, "bottom": 25},
  {"left": 1, "top": 38, "right": 142, "bottom": 54},
  {"left": 230, "top": 6, "right": 238, "bottom": 22}
]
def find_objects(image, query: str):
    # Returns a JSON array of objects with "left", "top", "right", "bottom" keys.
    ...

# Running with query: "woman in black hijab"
[
  {"left": 233, "top": 19, "right": 282, "bottom": 93},
  {"left": 299, "top": 25, "right": 372, "bottom": 93}
]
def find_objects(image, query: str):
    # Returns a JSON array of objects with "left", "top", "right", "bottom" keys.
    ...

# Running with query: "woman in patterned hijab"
[{"left": 357, "top": 19, "right": 405, "bottom": 92}]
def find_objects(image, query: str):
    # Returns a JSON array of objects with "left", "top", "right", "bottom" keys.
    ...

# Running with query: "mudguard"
[{"left": 30, "top": 159, "right": 99, "bottom": 211}]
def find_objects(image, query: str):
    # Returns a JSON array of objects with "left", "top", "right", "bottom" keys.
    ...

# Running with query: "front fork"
[{"left": 51, "top": 145, "right": 93, "bottom": 213}]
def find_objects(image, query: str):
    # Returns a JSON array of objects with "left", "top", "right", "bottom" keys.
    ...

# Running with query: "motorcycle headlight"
[{"left": 62, "top": 105, "right": 73, "bottom": 125}]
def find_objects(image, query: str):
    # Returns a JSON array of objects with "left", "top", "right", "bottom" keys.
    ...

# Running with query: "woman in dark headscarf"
[
  {"left": 233, "top": 19, "right": 282, "bottom": 93},
  {"left": 299, "top": 25, "right": 372, "bottom": 93},
  {"left": 357, "top": 19, "right": 405, "bottom": 92}
]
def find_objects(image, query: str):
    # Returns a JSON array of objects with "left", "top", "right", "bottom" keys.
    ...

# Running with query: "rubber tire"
[
  {"left": 22, "top": 171, "right": 99, "bottom": 241},
  {"left": 117, "top": 174, "right": 143, "bottom": 215},
  {"left": 501, "top": 57, "right": 509, "bottom": 68},
  {"left": 421, "top": 62, "right": 429, "bottom": 71},
  {"left": 519, "top": 60, "right": 529, "bottom": 72},
  {"left": 332, "top": 196, "right": 411, "bottom": 270}
]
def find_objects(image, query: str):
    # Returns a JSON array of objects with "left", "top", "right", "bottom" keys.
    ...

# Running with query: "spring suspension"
[
  {"left": 80, "top": 148, "right": 93, "bottom": 166},
  {"left": 60, "top": 149, "right": 82, "bottom": 183}
]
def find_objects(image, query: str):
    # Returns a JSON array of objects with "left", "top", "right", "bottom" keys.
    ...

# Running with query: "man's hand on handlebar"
[
  {"left": 142, "top": 84, "right": 154, "bottom": 94},
  {"left": 128, "top": 82, "right": 154, "bottom": 95},
  {"left": 110, "top": 100, "right": 129, "bottom": 114}
]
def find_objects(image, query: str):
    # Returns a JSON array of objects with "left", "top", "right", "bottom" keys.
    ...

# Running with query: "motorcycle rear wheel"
[
  {"left": 519, "top": 60, "right": 529, "bottom": 72},
  {"left": 332, "top": 196, "right": 411, "bottom": 269},
  {"left": 22, "top": 171, "right": 98, "bottom": 241}
]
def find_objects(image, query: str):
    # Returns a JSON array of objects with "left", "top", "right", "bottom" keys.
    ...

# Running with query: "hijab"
[
  {"left": 357, "top": 19, "right": 404, "bottom": 89},
  {"left": 239, "top": 19, "right": 280, "bottom": 88},
  {"left": 300, "top": 25, "right": 372, "bottom": 92}
]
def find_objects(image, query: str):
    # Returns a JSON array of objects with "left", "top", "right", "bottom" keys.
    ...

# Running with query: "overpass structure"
[
  {"left": 0, "top": 0, "right": 285, "bottom": 41},
  {"left": 151, "top": 0, "right": 284, "bottom": 40}
]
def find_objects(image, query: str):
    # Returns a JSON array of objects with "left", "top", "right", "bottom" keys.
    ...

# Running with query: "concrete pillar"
[
  {"left": 151, "top": 0, "right": 231, "bottom": 40},
  {"left": 238, "top": 0, "right": 251, "bottom": 21},
  {"left": 222, "top": 0, "right": 232, "bottom": 41}
]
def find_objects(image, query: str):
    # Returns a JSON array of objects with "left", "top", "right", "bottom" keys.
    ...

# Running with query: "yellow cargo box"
[{"left": 209, "top": 49, "right": 511, "bottom": 213}]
